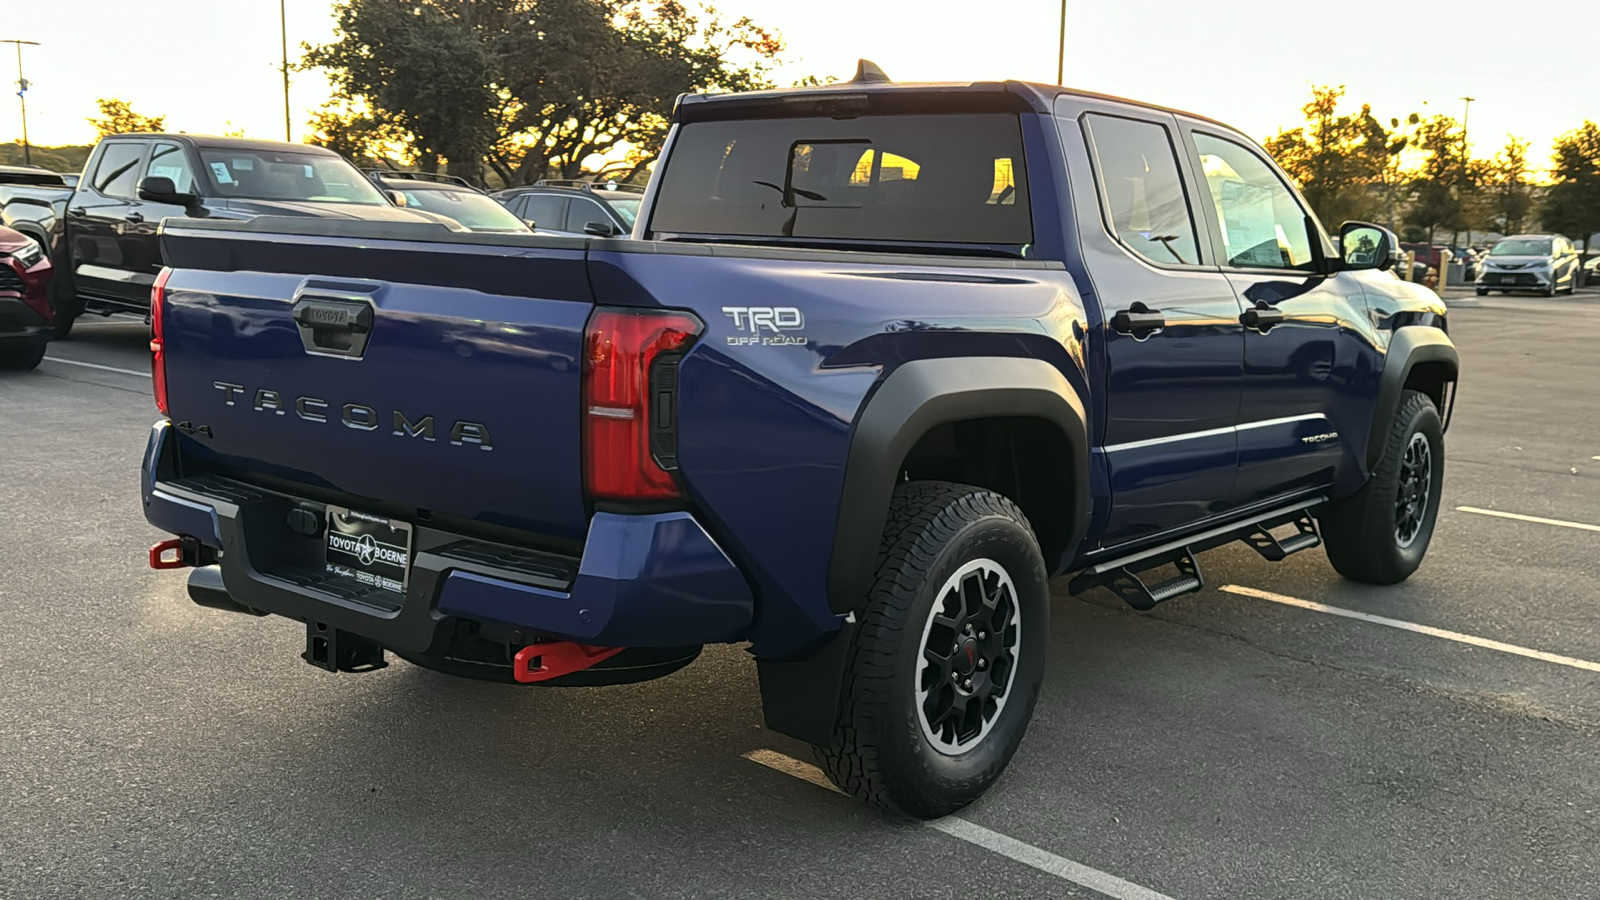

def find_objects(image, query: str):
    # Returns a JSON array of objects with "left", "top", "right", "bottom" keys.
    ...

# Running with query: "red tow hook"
[
  {"left": 149, "top": 538, "right": 190, "bottom": 570},
  {"left": 512, "top": 642, "right": 625, "bottom": 683}
]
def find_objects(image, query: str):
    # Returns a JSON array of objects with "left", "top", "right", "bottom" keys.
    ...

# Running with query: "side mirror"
[
  {"left": 522, "top": 219, "right": 538, "bottom": 230},
  {"left": 1338, "top": 221, "right": 1396, "bottom": 272},
  {"left": 137, "top": 176, "right": 199, "bottom": 208},
  {"left": 583, "top": 221, "right": 620, "bottom": 238},
  {"left": 385, "top": 189, "right": 408, "bottom": 208}
]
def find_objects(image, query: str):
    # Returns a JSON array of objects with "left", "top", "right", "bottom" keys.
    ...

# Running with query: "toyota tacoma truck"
[{"left": 141, "top": 71, "right": 1458, "bottom": 818}]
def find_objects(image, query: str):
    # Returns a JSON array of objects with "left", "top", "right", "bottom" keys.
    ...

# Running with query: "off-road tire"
[
  {"left": 1319, "top": 390, "right": 1444, "bottom": 584},
  {"left": 0, "top": 339, "right": 47, "bottom": 371},
  {"left": 814, "top": 481, "right": 1049, "bottom": 819}
]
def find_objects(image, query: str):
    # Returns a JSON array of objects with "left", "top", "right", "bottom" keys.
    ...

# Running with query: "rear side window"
[
  {"left": 91, "top": 142, "right": 146, "bottom": 199},
  {"left": 650, "top": 113, "right": 1032, "bottom": 247},
  {"left": 1081, "top": 114, "right": 1199, "bottom": 265}
]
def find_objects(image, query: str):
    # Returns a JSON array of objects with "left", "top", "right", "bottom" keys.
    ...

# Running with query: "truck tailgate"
[{"left": 159, "top": 222, "right": 594, "bottom": 544}]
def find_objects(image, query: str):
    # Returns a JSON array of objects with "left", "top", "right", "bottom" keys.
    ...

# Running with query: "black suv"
[{"left": 493, "top": 180, "right": 642, "bottom": 237}]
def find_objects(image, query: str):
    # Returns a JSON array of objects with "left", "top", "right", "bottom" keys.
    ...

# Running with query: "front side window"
[
  {"left": 144, "top": 143, "right": 198, "bottom": 195},
  {"left": 1192, "top": 133, "right": 1314, "bottom": 270},
  {"left": 651, "top": 113, "right": 1032, "bottom": 248},
  {"left": 92, "top": 142, "right": 146, "bottom": 199},
  {"left": 565, "top": 198, "right": 611, "bottom": 233},
  {"left": 197, "top": 148, "right": 387, "bottom": 205},
  {"left": 1082, "top": 114, "right": 1200, "bottom": 265}
]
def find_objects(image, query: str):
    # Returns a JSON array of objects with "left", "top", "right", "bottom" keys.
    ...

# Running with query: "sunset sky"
[{"left": 3, "top": 0, "right": 1586, "bottom": 176}]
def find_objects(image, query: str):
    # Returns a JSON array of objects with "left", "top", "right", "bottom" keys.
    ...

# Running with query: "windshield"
[
  {"left": 198, "top": 149, "right": 387, "bottom": 205},
  {"left": 1491, "top": 239, "right": 1552, "bottom": 257},
  {"left": 395, "top": 188, "right": 529, "bottom": 232},
  {"left": 604, "top": 195, "right": 641, "bottom": 226}
]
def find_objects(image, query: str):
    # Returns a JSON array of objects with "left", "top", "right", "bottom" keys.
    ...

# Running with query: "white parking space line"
[
  {"left": 1455, "top": 506, "right": 1600, "bottom": 534},
  {"left": 42, "top": 356, "right": 151, "bottom": 379},
  {"left": 743, "top": 749, "right": 1179, "bottom": 900},
  {"left": 1220, "top": 585, "right": 1600, "bottom": 674}
]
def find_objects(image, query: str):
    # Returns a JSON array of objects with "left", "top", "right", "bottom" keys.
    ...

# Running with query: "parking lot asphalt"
[{"left": 3, "top": 288, "right": 1599, "bottom": 899}]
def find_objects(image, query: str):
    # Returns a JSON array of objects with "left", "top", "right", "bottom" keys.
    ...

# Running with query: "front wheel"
[
  {"left": 1318, "top": 390, "right": 1444, "bottom": 583},
  {"left": 814, "top": 481, "right": 1049, "bottom": 819}
]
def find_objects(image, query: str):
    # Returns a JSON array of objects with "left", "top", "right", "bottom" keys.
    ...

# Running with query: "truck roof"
[
  {"left": 674, "top": 79, "right": 1245, "bottom": 138},
  {"left": 101, "top": 133, "right": 340, "bottom": 155}
]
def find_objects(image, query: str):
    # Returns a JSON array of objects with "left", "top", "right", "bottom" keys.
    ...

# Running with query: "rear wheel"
[
  {"left": 0, "top": 339, "right": 47, "bottom": 371},
  {"left": 815, "top": 481, "right": 1049, "bottom": 819},
  {"left": 1318, "top": 390, "right": 1444, "bottom": 584}
]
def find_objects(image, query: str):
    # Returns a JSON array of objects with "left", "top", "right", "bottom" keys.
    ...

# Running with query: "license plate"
[{"left": 324, "top": 507, "right": 413, "bottom": 595}]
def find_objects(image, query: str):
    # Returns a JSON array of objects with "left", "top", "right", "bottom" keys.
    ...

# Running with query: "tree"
[
  {"left": 87, "top": 99, "right": 166, "bottom": 138},
  {"left": 1541, "top": 121, "right": 1600, "bottom": 252},
  {"left": 1405, "top": 115, "right": 1469, "bottom": 243},
  {"left": 1484, "top": 136, "right": 1533, "bottom": 235},
  {"left": 1264, "top": 86, "right": 1415, "bottom": 229},
  {"left": 304, "top": 0, "right": 789, "bottom": 186}
]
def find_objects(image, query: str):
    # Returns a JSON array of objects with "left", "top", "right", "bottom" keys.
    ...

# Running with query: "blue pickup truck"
[{"left": 141, "top": 73, "right": 1457, "bottom": 818}]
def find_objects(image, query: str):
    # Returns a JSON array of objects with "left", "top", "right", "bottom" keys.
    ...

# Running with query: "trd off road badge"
[{"left": 722, "top": 306, "right": 808, "bottom": 346}]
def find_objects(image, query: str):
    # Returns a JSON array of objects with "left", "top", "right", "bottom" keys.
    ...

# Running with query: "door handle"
[
  {"left": 1242, "top": 301, "right": 1286, "bottom": 332},
  {"left": 125, "top": 212, "right": 146, "bottom": 224},
  {"left": 68, "top": 207, "right": 88, "bottom": 218},
  {"left": 1112, "top": 302, "right": 1165, "bottom": 337}
]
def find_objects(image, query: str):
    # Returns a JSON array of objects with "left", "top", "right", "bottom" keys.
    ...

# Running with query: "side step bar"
[{"left": 1069, "top": 499, "right": 1325, "bottom": 611}]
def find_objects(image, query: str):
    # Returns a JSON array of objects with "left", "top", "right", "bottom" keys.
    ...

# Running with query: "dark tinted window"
[
  {"left": 92, "top": 142, "right": 146, "bottom": 199},
  {"left": 1082, "top": 115, "right": 1199, "bottom": 265},
  {"left": 565, "top": 197, "right": 611, "bottom": 232},
  {"left": 651, "top": 113, "right": 1031, "bottom": 247},
  {"left": 523, "top": 194, "right": 568, "bottom": 231}
]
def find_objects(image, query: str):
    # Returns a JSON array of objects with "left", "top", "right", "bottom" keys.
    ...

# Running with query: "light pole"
[
  {"left": 280, "top": 0, "right": 291, "bottom": 141},
  {"left": 1056, "top": 0, "right": 1066, "bottom": 84},
  {"left": 1, "top": 39, "right": 39, "bottom": 166},
  {"left": 1460, "top": 96, "right": 1474, "bottom": 164}
]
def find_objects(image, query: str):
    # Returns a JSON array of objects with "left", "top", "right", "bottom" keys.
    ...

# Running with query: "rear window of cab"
[{"left": 649, "top": 113, "right": 1031, "bottom": 248}]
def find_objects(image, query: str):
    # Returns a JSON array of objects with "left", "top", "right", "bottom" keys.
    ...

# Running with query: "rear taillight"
[
  {"left": 583, "top": 308, "right": 701, "bottom": 501},
  {"left": 150, "top": 267, "right": 172, "bottom": 415}
]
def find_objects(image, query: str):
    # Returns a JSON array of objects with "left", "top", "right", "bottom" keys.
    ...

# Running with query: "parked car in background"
[
  {"left": 1448, "top": 246, "right": 1481, "bottom": 281},
  {"left": 0, "top": 225, "right": 54, "bottom": 370},
  {"left": 494, "top": 180, "right": 642, "bottom": 236},
  {"left": 0, "top": 164, "right": 69, "bottom": 187},
  {"left": 0, "top": 134, "right": 453, "bottom": 338},
  {"left": 1476, "top": 234, "right": 1581, "bottom": 296},
  {"left": 1582, "top": 252, "right": 1599, "bottom": 287},
  {"left": 367, "top": 171, "right": 532, "bottom": 234}
]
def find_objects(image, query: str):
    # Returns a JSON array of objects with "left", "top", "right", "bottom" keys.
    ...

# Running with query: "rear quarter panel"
[{"left": 589, "top": 247, "right": 1090, "bottom": 656}]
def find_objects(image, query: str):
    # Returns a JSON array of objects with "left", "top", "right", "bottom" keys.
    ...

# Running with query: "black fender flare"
[
  {"left": 1367, "top": 326, "right": 1458, "bottom": 467},
  {"left": 825, "top": 356, "right": 1091, "bottom": 614}
]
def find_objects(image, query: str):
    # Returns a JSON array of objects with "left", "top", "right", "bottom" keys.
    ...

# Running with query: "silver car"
[{"left": 1476, "top": 234, "right": 1582, "bottom": 296}]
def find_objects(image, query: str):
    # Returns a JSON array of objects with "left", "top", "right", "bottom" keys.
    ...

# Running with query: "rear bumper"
[{"left": 140, "top": 421, "right": 755, "bottom": 651}]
